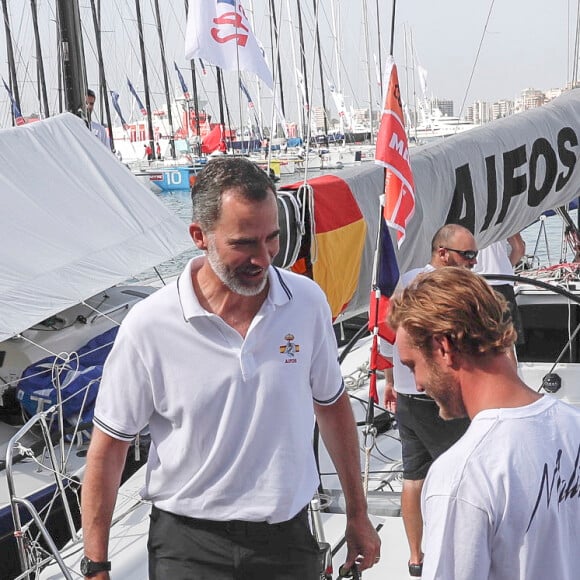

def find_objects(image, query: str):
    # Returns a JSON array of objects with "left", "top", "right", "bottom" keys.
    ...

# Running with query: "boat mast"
[
  {"left": 30, "top": 0, "right": 49, "bottom": 118},
  {"left": 56, "top": 0, "right": 87, "bottom": 116},
  {"left": 247, "top": 0, "right": 264, "bottom": 139},
  {"left": 269, "top": 0, "right": 285, "bottom": 119},
  {"left": 296, "top": 0, "right": 310, "bottom": 141},
  {"left": 285, "top": 0, "right": 303, "bottom": 141},
  {"left": 89, "top": 0, "right": 115, "bottom": 151},
  {"left": 330, "top": 0, "right": 344, "bottom": 135},
  {"left": 362, "top": 0, "right": 374, "bottom": 144},
  {"left": 134, "top": 0, "right": 155, "bottom": 156},
  {"left": 313, "top": 0, "right": 329, "bottom": 140},
  {"left": 183, "top": 0, "right": 201, "bottom": 152},
  {"left": 216, "top": 67, "right": 226, "bottom": 150},
  {"left": 1, "top": 0, "right": 21, "bottom": 123},
  {"left": 375, "top": 0, "right": 383, "bottom": 95},
  {"left": 153, "top": 0, "right": 176, "bottom": 159}
]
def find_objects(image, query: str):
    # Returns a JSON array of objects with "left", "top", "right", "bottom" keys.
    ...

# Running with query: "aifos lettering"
[{"left": 446, "top": 126, "right": 578, "bottom": 234}]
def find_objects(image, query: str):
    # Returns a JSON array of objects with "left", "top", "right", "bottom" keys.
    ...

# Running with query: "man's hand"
[
  {"left": 342, "top": 512, "right": 381, "bottom": 572},
  {"left": 383, "top": 368, "right": 397, "bottom": 413}
]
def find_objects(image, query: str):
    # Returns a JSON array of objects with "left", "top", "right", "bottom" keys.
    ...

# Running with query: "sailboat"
[
  {"left": 19, "top": 84, "right": 577, "bottom": 579},
  {"left": 5, "top": 0, "right": 580, "bottom": 576}
]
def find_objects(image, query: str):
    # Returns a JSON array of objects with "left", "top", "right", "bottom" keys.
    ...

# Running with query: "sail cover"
[
  {"left": 402, "top": 88, "right": 580, "bottom": 271},
  {"left": 0, "top": 113, "right": 191, "bottom": 342},
  {"left": 280, "top": 89, "right": 580, "bottom": 319}
]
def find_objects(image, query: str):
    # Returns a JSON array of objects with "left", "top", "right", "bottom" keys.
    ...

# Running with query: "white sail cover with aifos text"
[{"left": 185, "top": 0, "right": 273, "bottom": 89}]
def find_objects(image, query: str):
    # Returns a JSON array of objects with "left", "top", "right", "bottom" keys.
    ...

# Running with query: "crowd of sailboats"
[{"left": 0, "top": 1, "right": 403, "bottom": 175}]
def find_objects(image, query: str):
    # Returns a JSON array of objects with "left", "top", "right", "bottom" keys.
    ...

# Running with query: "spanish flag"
[{"left": 285, "top": 174, "right": 366, "bottom": 319}]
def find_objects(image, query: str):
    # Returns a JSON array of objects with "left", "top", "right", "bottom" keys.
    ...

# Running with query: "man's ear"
[
  {"left": 433, "top": 335, "right": 456, "bottom": 367},
  {"left": 189, "top": 223, "right": 207, "bottom": 251}
]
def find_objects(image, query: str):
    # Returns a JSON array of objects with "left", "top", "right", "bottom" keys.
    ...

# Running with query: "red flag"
[
  {"left": 367, "top": 56, "right": 415, "bottom": 405},
  {"left": 375, "top": 56, "right": 415, "bottom": 246},
  {"left": 201, "top": 125, "right": 225, "bottom": 154}
]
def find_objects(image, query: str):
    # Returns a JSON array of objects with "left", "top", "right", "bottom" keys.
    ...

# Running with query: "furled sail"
[
  {"left": 0, "top": 113, "right": 191, "bottom": 342},
  {"left": 278, "top": 89, "right": 580, "bottom": 321},
  {"left": 403, "top": 88, "right": 580, "bottom": 272}
]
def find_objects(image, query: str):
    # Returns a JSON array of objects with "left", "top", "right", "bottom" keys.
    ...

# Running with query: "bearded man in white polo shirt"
[{"left": 81, "top": 156, "right": 380, "bottom": 579}]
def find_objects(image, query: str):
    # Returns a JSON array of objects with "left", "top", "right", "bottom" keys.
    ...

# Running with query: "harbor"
[{"left": 1, "top": 1, "right": 580, "bottom": 579}]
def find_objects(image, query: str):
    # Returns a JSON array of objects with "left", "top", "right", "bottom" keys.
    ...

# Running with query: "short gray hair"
[{"left": 191, "top": 157, "right": 276, "bottom": 230}]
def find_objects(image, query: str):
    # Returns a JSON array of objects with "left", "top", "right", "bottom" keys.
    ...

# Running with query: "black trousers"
[{"left": 148, "top": 506, "right": 321, "bottom": 580}]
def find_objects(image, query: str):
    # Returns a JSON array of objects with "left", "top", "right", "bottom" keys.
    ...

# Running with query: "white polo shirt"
[{"left": 94, "top": 257, "right": 344, "bottom": 523}]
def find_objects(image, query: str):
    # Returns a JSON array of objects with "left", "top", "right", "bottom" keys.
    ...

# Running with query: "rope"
[{"left": 361, "top": 424, "right": 376, "bottom": 497}]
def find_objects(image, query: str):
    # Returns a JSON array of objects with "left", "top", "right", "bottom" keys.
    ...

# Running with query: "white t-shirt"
[
  {"left": 421, "top": 395, "right": 580, "bottom": 580},
  {"left": 94, "top": 257, "right": 344, "bottom": 523},
  {"left": 381, "top": 264, "right": 434, "bottom": 395},
  {"left": 474, "top": 240, "right": 513, "bottom": 286}
]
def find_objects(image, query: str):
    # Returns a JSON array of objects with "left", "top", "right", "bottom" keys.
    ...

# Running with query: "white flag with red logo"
[
  {"left": 185, "top": 0, "right": 273, "bottom": 89},
  {"left": 375, "top": 55, "right": 415, "bottom": 245}
]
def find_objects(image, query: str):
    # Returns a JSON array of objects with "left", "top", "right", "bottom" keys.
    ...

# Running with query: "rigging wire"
[{"left": 457, "top": 0, "right": 496, "bottom": 120}]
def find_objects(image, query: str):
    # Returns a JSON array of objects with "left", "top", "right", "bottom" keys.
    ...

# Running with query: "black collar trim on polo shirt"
[{"left": 273, "top": 266, "right": 292, "bottom": 300}]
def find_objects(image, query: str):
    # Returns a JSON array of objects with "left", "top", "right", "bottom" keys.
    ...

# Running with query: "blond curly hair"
[{"left": 387, "top": 267, "right": 517, "bottom": 357}]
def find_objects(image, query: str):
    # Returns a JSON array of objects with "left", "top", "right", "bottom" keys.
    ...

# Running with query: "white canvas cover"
[
  {"left": 321, "top": 89, "right": 580, "bottom": 305},
  {"left": 0, "top": 113, "right": 191, "bottom": 342},
  {"left": 402, "top": 89, "right": 580, "bottom": 272}
]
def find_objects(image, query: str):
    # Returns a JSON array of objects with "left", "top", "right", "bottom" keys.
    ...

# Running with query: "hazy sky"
[
  {"left": 0, "top": 1, "right": 575, "bottom": 126},
  {"left": 392, "top": 0, "right": 572, "bottom": 111}
]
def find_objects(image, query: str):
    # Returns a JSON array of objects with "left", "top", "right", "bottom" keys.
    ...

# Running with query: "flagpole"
[
  {"left": 364, "top": 0, "right": 402, "bottom": 485},
  {"left": 389, "top": 0, "right": 397, "bottom": 56},
  {"left": 368, "top": 0, "right": 398, "bottom": 415}
]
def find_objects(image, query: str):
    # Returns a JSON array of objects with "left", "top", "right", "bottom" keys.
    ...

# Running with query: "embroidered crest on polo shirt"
[{"left": 280, "top": 333, "right": 300, "bottom": 363}]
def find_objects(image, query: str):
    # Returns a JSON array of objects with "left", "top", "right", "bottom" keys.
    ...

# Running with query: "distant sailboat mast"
[
  {"left": 134, "top": 0, "right": 155, "bottom": 155},
  {"left": 246, "top": 0, "right": 267, "bottom": 138},
  {"left": 362, "top": 0, "right": 374, "bottom": 144},
  {"left": 376, "top": 0, "right": 384, "bottom": 94},
  {"left": 330, "top": 0, "right": 345, "bottom": 134},
  {"left": 89, "top": 0, "right": 115, "bottom": 150},
  {"left": 2, "top": 0, "right": 21, "bottom": 124},
  {"left": 30, "top": 0, "right": 49, "bottom": 119},
  {"left": 286, "top": 0, "right": 304, "bottom": 141},
  {"left": 183, "top": 0, "right": 202, "bottom": 147},
  {"left": 313, "top": 0, "right": 329, "bottom": 139},
  {"left": 153, "top": 0, "right": 176, "bottom": 159},
  {"left": 296, "top": 0, "right": 311, "bottom": 140}
]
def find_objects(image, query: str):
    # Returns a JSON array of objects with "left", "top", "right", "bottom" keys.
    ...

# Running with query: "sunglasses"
[{"left": 441, "top": 247, "right": 478, "bottom": 260}]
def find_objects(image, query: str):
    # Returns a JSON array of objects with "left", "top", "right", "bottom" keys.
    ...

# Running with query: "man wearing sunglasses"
[{"left": 382, "top": 223, "right": 477, "bottom": 577}]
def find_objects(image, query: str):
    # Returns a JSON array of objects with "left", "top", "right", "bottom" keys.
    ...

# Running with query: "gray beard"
[{"left": 206, "top": 242, "right": 268, "bottom": 297}]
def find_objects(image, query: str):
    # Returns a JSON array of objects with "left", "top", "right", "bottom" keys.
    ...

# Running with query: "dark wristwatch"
[{"left": 80, "top": 556, "right": 111, "bottom": 577}]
